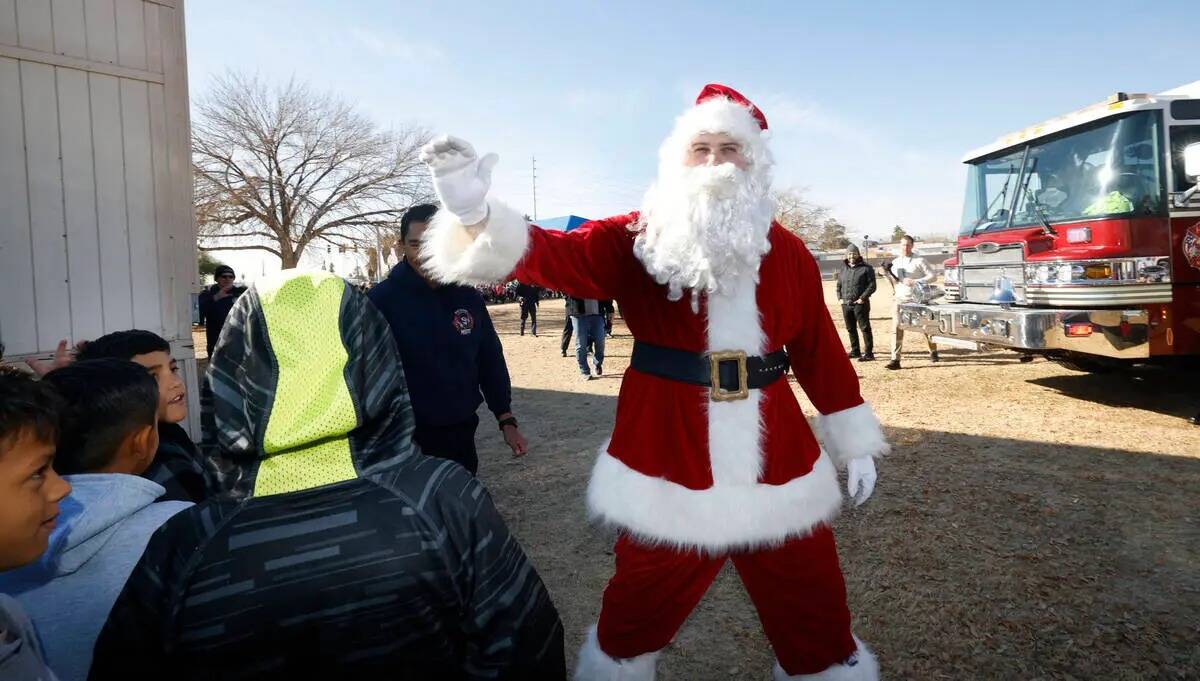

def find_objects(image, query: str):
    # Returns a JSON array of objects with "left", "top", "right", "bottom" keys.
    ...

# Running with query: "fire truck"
[{"left": 899, "top": 82, "right": 1200, "bottom": 372}]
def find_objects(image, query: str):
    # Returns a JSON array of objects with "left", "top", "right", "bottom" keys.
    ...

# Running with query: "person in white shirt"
[{"left": 885, "top": 235, "right": 938, "bottom": 369}]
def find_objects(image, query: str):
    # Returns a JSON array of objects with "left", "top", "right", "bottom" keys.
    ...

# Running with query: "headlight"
[
  {"left": 943, "top": 267, "right": 959, "bottom": 284},
  {"left": 1026, "top": 258, "right": 1171, "bottom": 285}
]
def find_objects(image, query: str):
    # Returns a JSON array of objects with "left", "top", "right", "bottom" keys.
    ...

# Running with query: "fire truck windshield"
[{"left": 960, "top": 110, "right": 1164, "bottom": 236}]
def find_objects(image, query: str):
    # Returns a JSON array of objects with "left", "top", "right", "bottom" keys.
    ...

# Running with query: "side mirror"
[{"left": 1184, "top": 143, "right": 1200, "bottom": 179}]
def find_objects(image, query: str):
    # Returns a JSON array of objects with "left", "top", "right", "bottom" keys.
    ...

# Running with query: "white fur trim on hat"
[
  {"left": 419, "top": 197, "right": 529, "bottom": 285},
  {"left": 657, "top": 97, "right": 774, "bottom": 176},
  {"left": 816, "top": 402, "right": 889, "bottom": 469},
  {"left": 772, "top": 636, "right": 880, "bottom": 681},
  {"left": 672, "top": 97, "right": 767, "bottom": 149},
  {"left": 586, "top": 446, "right": 842, "bottom": 553},
  {"left": 573, "top": 626, "right": 660, "bottom": 681}
]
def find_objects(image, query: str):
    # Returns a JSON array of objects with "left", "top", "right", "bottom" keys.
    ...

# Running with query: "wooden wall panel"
[
  {"left": 84, "top": 0, "right": 117, "bottom": 64},
  {"left": 142, "top": 0, "right": 160, "bottom": 73},
  {"left": 0, "top": 57, "right": 37, "bottom": 355},
  {"left": 57, "top": 66, "right": 106, "bottom": 342},
  {"left": 89, "top": 72, "right": 135, "bottom": 332},
  {"left": 50, "top": 0, "right": 87, "bottom": 58},
  {"left": 20, "top": 61, "right": 72, "bottom": 349},
  {"left": 113, "top": 0, "right": 145, "bottom": 70},
  {"left": 14, "top": 0, "right": 52, "bottom": 52},
  {"left": 120, "top": 78, "right": 163, "bottom": 333},
  {"left": 0, "top": 0, "right": 19, "bottom": 46}
]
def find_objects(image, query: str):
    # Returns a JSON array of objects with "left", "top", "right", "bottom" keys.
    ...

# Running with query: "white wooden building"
[{"left": 0, "top": 0, "right": 201, "bottom": 434}]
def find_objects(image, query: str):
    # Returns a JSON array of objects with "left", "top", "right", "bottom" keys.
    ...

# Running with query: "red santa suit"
[{"left": 422, "top": 85, "right": 886, "bottom": 681}]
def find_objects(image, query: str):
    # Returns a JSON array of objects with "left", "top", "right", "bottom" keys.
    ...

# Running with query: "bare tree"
[
  {"left": 773, "top": 187, "right": 831, "bottom": 244},
  {"left": 194, "top": 73, "right": 434, "bottom": 268}
]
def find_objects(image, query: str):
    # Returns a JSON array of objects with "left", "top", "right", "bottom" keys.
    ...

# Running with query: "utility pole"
[{"left": 531, "top": 156, "right": 538, "bottom": 220}]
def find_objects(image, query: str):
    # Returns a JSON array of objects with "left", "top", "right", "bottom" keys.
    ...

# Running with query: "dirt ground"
[
  {"left": 195, "top": 282, "right": 1199, "bottom": 679},
  {"left": 473, "top": 283, "right": 1199, "bottom": 680}
]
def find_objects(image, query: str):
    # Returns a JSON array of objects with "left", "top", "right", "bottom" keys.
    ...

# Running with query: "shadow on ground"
[
  {"left": 477, "top": 385, "right": 1200, "bottom": 680},
  {"left": 1027, "top": 363, "right": 1200, "bottom": 421}
]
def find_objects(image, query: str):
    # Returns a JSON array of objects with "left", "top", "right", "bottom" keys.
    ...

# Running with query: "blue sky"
[{"left": 186, "top": 0, "right": 1197, "bottom": 239}]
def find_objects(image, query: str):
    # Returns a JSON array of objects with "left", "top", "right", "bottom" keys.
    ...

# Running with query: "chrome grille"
[
  {"left": 958, "top": 244, "right": 1024, "bottom": 266},
  {"left": 958, "top": 244, "right": 1026, "bottom": 304},
  {"left": 961, "top": 266, "right": 1027, "bottom": 286}
]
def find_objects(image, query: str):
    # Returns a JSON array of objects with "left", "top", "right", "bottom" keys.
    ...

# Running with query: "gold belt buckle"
[{"left": 708, "top": 350, "right": 749, "bottom": 402}]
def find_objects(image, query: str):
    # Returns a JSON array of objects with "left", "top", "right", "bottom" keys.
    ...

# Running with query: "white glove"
[
  {"left": 846, "top": 457, "right": 877, "bottom": 507},
  {"left": 420, "top": 135, "right": 499, "bottom": 225}
]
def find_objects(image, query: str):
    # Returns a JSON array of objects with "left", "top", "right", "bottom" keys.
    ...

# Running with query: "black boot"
[
  {"left": 848, "top": 350, "right": 861, "bottom": 359},
  {"left": 929, "top": 351, "right": 940, "bottom": 363},
  {"left": 859, "top": 353, "right": 875, "bottom": 362},
  {"left": 885, "top": 359, "right": 901, "bottom": 370}
]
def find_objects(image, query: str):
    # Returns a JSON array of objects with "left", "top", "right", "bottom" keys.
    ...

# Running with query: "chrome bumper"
[{"left": 897, "top": 303, "right": 1150, "bottom": 359}]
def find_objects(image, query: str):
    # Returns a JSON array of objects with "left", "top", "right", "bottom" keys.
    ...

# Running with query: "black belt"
[{"left": 630, "top": 341, "right": 789, "bottom": 402}]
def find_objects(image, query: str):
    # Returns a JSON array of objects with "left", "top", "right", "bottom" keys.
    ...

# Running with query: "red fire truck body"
[{"left": 900, "top": 83, "right": 1200, "bottom": 370}]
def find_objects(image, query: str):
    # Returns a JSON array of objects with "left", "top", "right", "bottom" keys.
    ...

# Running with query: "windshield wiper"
[
  {"left": 970, "top": 163, "right": 1016, "bottom": 238},
  {"left": 1022, "top": 187, "right": 1058, "bottom": 237},
  {"left": 1017, "top": 158, "right": 1058, "bottom": 237}
]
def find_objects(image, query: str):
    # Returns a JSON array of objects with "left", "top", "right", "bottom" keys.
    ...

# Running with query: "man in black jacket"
[
  {"left": 197, "top": 265, "right": 247, "bottom": 358},
  {"left": 89, "top": 270, "right": 565, "bottom": 680},
  {"left": 836, "top": 245, "right": 877, "bottom": 361},
  {"left": 516, "top": 282, "right": 541, "bottom": 336}
]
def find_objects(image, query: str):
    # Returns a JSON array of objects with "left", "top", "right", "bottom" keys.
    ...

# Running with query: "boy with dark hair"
[
  {"left": 0, "top": 361, "right": 191, "bottom": 681},
  {"left": 76, "top": 330, "right": 221, "bottom": 502},
  {"left": 0, "top": 367, "right": 70, "bottom": 680}
]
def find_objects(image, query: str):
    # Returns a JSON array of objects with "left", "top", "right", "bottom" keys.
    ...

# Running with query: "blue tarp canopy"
[{"left": 532, "top": 215, "right": 590, "bottom": 232}]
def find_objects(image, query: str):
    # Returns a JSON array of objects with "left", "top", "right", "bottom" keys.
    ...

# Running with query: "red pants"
[{"left": 596, "top": 526, "right": 856, "bottom": 676}]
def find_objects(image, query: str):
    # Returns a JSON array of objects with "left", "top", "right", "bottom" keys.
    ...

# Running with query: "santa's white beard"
[{"left": 633, "top": 162, "right": 774, "bottom": 311}]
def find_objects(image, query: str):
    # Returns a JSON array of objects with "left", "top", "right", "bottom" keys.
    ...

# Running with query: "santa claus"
[{"left": 419, "top": 84, "right": 887, "bottom": 680}]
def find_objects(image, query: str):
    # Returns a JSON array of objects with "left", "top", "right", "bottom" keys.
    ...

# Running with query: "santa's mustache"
[{"left": 680, "top": 163, "right": 745, "bottom": 200}]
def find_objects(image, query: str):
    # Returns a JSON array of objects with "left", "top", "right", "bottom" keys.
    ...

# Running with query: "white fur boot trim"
[
  {"left": 573, "top": 625, "right": 660, "bottom": 681},
  {"left": 771, "top": 636, "right": 879, "bottom": 680}
]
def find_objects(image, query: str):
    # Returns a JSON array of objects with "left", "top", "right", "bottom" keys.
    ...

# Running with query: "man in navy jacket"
[{"left": 368, "top": 205, "right": 529, "bottom": 475}]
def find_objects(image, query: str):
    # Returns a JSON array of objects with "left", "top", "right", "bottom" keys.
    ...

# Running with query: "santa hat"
[
  {"left": 671, "top": 83, "right": 768, "bottom": 144},
  {"left": 659, "top": 84, "right": 772, "bottom": 171}
]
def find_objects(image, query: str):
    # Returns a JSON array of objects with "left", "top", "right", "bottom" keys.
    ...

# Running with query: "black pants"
[
  {"left": 520, "top": 303, "right": 537, "bottom": 335},
  {"left": 561, "top": 317, "right": 574, "bottom": 354},
  {"left": 841, "top": 302, "right": 873, "bottom": 355},
  {"left": 413, "top": 414, "right": 480, "bottom": 475}
]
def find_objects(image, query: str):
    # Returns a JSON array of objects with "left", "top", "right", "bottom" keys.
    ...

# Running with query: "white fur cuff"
[
  {"left": 772, "top": 636, "right": 879, "bottom": 680},
  {"left": 587, "top": 447, "right": 842, "bottom": 553},
  {"left": 573, "top": 626, "right": 659, "bottom": 681},
  {"left": 420, "top": 197, "right": 530, "bottom": 285},
  {"left": 816, "top": 402, "right": 889, "bottom": 469}
]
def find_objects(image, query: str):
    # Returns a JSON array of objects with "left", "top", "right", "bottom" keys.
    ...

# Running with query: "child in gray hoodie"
[
  {"left": 0, "top": 360, "right": 192, "bottom": 681},
  {"left": 0, "top": 367, "right": 70, "bottom": 681}
]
